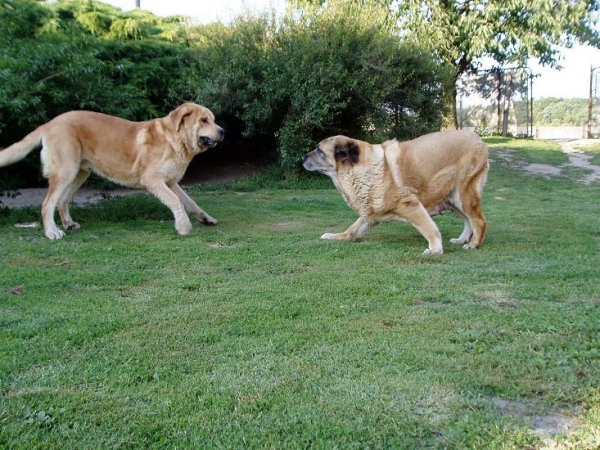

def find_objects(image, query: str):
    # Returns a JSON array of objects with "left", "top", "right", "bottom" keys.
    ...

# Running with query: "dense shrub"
[
  {"left": 0, "top": 2, "right": 196, "bottom": 143},
  {"left": 0, "top": 0, "right": 443, "bottom": 187},
  {"left": 187, "top": 0, "right": 443, "bottom": 172},
  {"left": 0, "top": 1, "right": 198, "bottom": 188}
]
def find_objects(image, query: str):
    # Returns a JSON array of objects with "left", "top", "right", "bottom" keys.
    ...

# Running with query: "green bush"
[
  {"left": 0, "top": 1, "right": 199, "bottom": 188},
  {"left": 0, "top": 0, "right": 55, "bottom": 39},
  {"left": 0, "top": 0, "right": 443, "bottom": 186},
  {"left": 0, "top": 14, "right": 197, "bottom": 143},
  {"left": 187, "top": 0, "right": 443, "bottom": 173}
]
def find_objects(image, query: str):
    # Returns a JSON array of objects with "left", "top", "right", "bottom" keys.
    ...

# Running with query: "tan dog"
[
  {"left": 301, "top": 130, "right": 489, "bottom": 254},
  {"left": 0, "top": 103, "right": 224, "bottom": 239}
]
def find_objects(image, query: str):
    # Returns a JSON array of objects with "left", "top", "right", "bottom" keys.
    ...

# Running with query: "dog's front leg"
[
  {"left": 143, "top": 179, "right": 192, "bottom": 235},
  {"left": 398, "top": 203, "right": 443, "bottom": 255},
  {"left": 170, "top": 183, "right": 217, "bottom": 226},
  {"left": 322, "top": 216, "right": 375, "bottom": 241}
]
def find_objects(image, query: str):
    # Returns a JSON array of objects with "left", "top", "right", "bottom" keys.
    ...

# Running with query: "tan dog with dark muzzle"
[{"left": 302, "top": 130, "right": 489, "bottom": 254}]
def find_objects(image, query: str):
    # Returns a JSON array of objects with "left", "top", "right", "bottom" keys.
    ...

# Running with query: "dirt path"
[
  {"left": 556, "top": 139, "right": 600, "bottom": 184},
  {"left": 0, "top": 161, "right": 264, "bottom": 209},
  {"left": 496, "top": 139, "right": 600, "bottom": 184}
]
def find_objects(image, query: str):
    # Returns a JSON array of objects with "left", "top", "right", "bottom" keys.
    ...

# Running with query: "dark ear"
[
  {"left": 334, "top": 141, "right": 360, "bottom": 165},
  {"left": 169, "top": 104, "right": 193, "bottom": 132}
]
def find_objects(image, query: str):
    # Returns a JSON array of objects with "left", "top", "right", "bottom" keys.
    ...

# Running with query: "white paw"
[
  {"left": 463, "top": 243, "right": 477, "bottom": 250},
  {"left": 423, "top": 248, "right": 443, "bottom": 255},
  {"left": 175, "top": 219, "right": 193, "bottom": 236},
  {"left": 64, "top": 222, "right": 81, "bottom": 230},
  {"left": 450, "top": 238, "right": 468, "bottom": 245},
  {"left": 321, "top": 233, "right": 337, "bottom": 240},
  {"left": 45, "top": 228, "right": 66, "bottom": 240}
]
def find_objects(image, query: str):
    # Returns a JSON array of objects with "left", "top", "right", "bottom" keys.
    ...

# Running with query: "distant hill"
[
  {"left": 459, "top": 97, "right": 588, "bottom": 132},
  {"left": 523, "top": 97, "right": 587, "bottom": 126}
]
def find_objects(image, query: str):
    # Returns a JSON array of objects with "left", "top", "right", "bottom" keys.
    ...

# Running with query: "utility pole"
[
  {"left": 588, "top": 66, "right": 599, "bottom": 139},
  {"left": 135, "top": 0, "right": 140, "bottom": 8}
]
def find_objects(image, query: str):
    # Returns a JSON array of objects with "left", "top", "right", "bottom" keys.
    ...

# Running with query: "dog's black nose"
[
  {"left": 301, "top": 154, "right": 307, "bottom": 164},
  {"left": 217, "top": 127, "right": 225, "bottom": 139}
]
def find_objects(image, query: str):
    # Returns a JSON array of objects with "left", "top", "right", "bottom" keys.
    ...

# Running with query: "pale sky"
[
  {"left": 99, "top": 0, "right": 284, "bottom": 23},
  {"left": 100, "top": 0, "right": 600, "bottom": 100}
]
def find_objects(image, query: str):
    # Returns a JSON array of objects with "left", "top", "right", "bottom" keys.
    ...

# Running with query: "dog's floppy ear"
[
  {"left": 169, "top": 104, "right": 193, "bottom": 132},
  {"left": 334, "top": 141, "right": 360, "bottom": 165}
]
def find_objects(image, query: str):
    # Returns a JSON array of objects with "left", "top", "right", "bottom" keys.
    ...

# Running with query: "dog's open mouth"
[{"left": 199, "top": 136, "right": 218, "bottom": 148}]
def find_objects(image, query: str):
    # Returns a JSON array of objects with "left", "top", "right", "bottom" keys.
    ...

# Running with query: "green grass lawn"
[{"left": 1, "top": 139, "right": 599, "bottom": 449}]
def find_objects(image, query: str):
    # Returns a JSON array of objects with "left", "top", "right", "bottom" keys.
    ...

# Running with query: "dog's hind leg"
[
  {"left": 40, "top": 135, "right": 85, "bottom": 239},
  {"left": 463, "top": 161, "right": 489, "bottom": 249},
  {"left": 453, "top": 182, "right": 487, "bottom": 250},
  {"left": 460, "top": 197, "right": 487, "bottom": 249},
  {"left": 170, "top": 183, "right": 217, "bottom": 226},
  {"left": 447, "top": 192, "right": 473, "bottom": 245},
  {"left": 57, "top": 169, "right": 91, "bottom": 230},
  {"left": 449, "top": 208, "right": 473, "bottom": 245},
  {"left": 448, "top": 158, "right": 489, "bottom": 249},
  {"left": 42, "top": 170, "right": 79, "bottom": 240}
]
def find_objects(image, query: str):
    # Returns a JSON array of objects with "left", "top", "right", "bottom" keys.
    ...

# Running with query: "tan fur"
[
  {"left": 301, "top": 130, "right": 489, "bottom": 254},
  {"left": 0, "top": 103, "right": 224, "bottom": 239}
]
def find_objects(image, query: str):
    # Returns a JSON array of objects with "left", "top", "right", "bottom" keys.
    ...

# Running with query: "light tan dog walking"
[{"left": 0, "top": 103, "right": 224, "bottom": 239}]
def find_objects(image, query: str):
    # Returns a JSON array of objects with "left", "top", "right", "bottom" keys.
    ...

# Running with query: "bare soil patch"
[
  {"left": 495, "top": 139, "right": 600, "bottom": 184},
  {"left": 0, "top": 160, "right": 265, "bottom": 209}
]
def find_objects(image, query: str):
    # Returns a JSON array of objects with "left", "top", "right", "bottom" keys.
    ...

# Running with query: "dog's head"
[
  {"left": 301, "top": 136, "right": 361, "bottom": 175},
  {"left": 169, "top": 103, "right": 224, "bottom": 152}
]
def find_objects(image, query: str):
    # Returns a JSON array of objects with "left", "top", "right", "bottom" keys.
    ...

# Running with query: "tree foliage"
[
  {"left": 529, "top": 98, "right": 588, "bottom": 126},
  {"left": 3, "top": 0, "right": 599, "bottom": 184},
  {"left": 396, "top": 0, "right": 600, "bottom": 128},
  {"left": 0, "top": 0, "right": 196, "bottom": 137},
  {"left": 0, "top": 0, "right": 199, "bottom": 188},
  {"left": 185, "top": 0, "right": 443, "bottom": 172}
]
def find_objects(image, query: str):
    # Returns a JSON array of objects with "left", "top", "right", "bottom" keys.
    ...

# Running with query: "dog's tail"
[
  {"left": 470, "top": 139, "right": 490, "bottom": 197},
  {"left": 477, "top": 159, "right": 490, "bottom": 195},
  {"left": 0, "top": 126, "right": 44, "bottom": 167}
]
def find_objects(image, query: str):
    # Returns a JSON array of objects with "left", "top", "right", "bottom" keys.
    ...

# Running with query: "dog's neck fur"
[{"left": 333, "top": 142, "right": 387, "bottom": 214}]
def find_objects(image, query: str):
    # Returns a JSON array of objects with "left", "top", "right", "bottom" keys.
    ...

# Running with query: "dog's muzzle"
[
  {"left": 301, "top": 153, "right": 319, "bottom": 171},
  {"left": 200, "top": 127, "right": 224, "bottom": 148}
]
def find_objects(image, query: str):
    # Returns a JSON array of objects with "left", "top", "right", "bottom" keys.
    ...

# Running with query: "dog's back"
[
  {"left": 0, "top": 111, "right": 141, "bottom": 169},
  {"left": 389, "top": 130, "right": 487, "bottom": 174}
]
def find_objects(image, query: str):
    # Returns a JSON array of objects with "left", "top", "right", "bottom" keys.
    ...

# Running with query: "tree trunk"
[
  {"left": 496, "top": 72, "right": 502, "bottom": 134},
  {"left": 502, "top": 72, "right": 512, "bottom": 137},
  {"left": 502, "top": 102, "right": 510, "bottom": 136},
  {"left": 440, "top": 78, "right": 458, "bottom": 130}
]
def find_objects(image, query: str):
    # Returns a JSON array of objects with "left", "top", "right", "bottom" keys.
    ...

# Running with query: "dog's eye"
[
  {"left": 201, "top": 117, "right": 208, "bottom": 123},
  {"left": 316, "top": 147, "right": 324, "bottom": 156}
]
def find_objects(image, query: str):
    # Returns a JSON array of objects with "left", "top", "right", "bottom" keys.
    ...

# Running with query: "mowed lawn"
[{"left": 1, "top": 139, "right": 599, "bottom": 449}]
